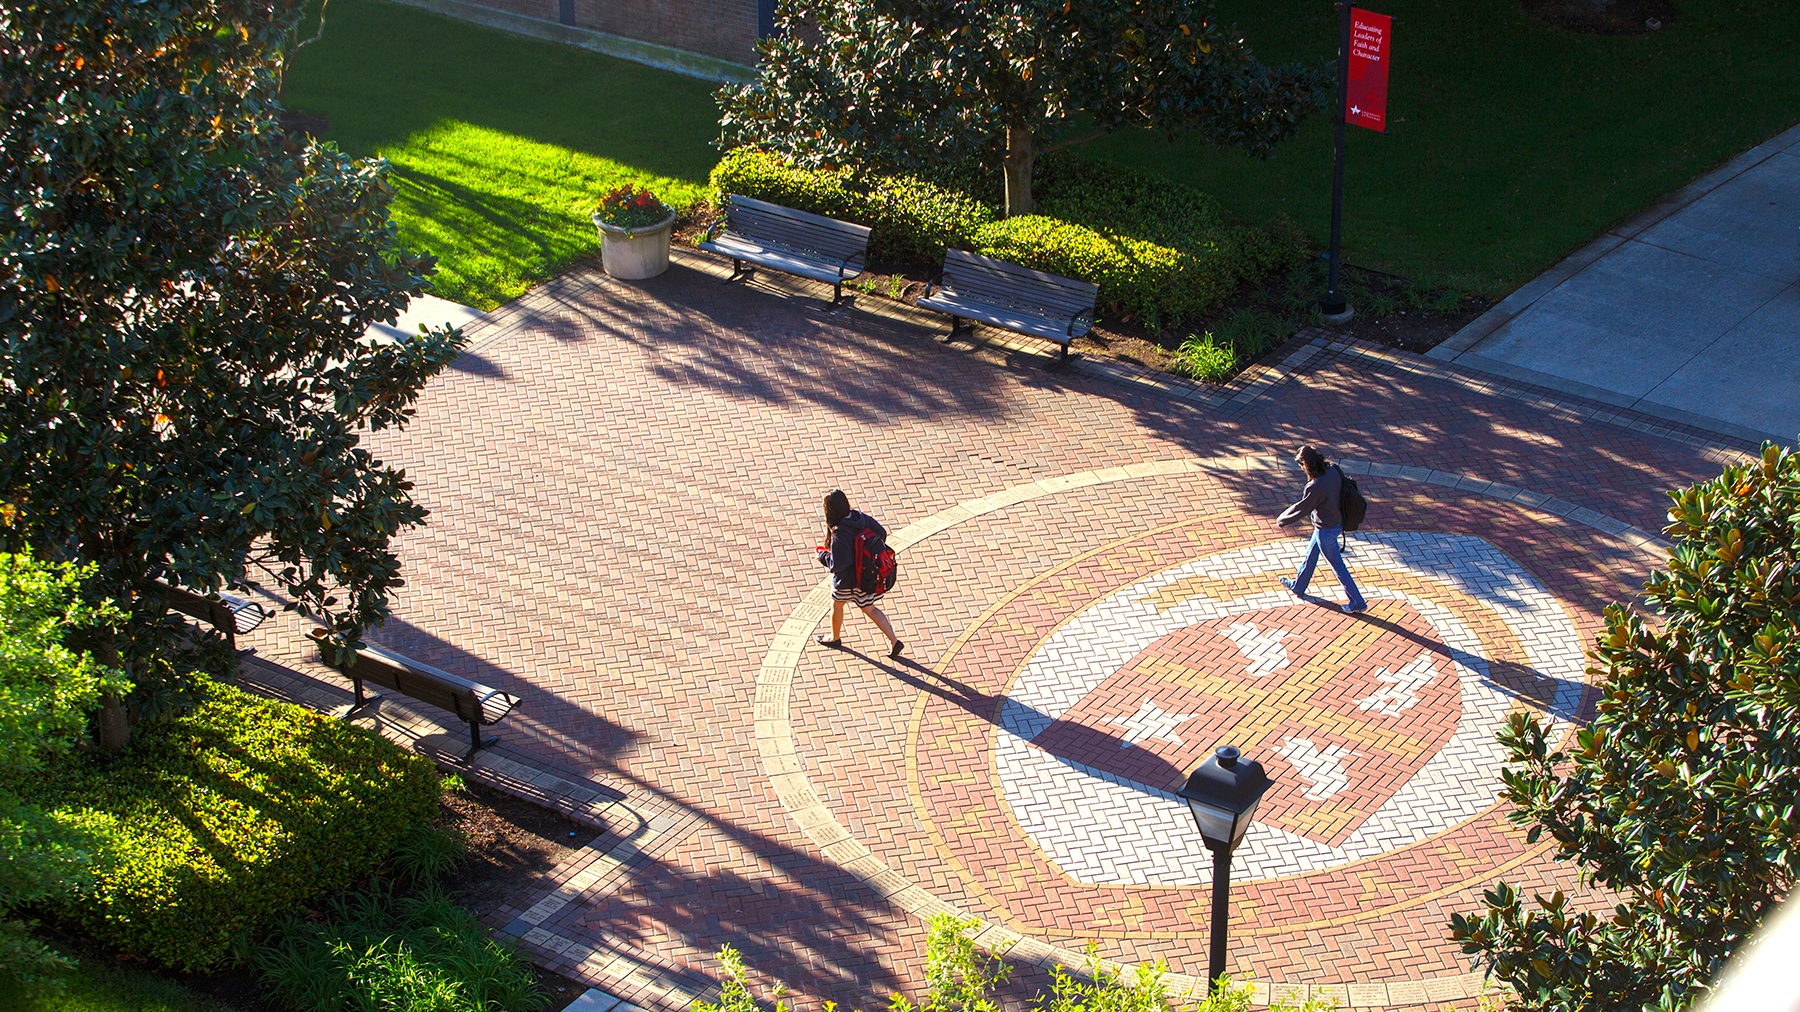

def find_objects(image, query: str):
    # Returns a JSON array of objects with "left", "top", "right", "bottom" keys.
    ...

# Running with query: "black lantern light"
[{"left": 1178, "top": 745, "right": 1272, "bottom": 989}]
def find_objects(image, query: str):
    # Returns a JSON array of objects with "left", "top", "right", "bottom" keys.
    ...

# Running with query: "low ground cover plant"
[
  {"left": 695, "top": 914, "right": 1335, "bottom": 1012},
  {"left": 23, "top": 684, "right": 441, "bottom": 970},
  {"left": 256, "top": 878, "right": 543, "bottom": 1012}
]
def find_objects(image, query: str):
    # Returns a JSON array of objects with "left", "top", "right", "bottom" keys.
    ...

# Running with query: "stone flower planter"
[{"left": 593, "top": 210, "right": 676, "bottom": 281}]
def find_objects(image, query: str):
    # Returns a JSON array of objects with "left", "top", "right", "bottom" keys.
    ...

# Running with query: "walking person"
[
  {"left": 815, "top": 489, "right": 905, "bottom": 658},
  {"left": 1276, "top": 445, "right": 1369, "bottom": 615}
]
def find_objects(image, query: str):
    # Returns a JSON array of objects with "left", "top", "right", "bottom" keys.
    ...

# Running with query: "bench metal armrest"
[
  {"left": 922, "top": 269, "right": 945, "bottom": 300},
  {"left": 838, "top": 250, "right": 866, "bottom": 280},
  {"left": 1067, "top": 306, "right": 1094, "bottom": 337},
  {"left": 472, "top": 686, "right": 517, "bottom": 720},
  {"left": 703, "top": 218, "right": 728, "bottom": 243}
]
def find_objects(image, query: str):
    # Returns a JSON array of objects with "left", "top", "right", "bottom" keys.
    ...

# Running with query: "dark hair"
[
  {"left": 823, "top": 489, "right": 851, "bottom": 543},
  {"left": 1295, "top": 445, "right": 1327, "bottom": 478}
]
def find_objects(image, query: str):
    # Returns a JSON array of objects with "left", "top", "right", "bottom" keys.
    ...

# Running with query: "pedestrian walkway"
[
  {"left": 238, "top": 249, "right": 1750, "bottom": 1009},
  {"left": 1430, "top": 122, "right": 1800, "bottom": 445}
]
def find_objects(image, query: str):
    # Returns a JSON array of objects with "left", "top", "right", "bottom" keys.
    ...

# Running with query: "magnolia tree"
[
  {"left": 717, "top": 0, "right": 1328, "bottom": 217},
  {"left": 0, "top": 0, "right": 464, "bottom": 746},
  {"left": 1452, "top": 444, "right": 1800, "bottom": 1011}
]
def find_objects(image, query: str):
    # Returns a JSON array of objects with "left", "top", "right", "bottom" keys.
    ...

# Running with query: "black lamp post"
[{"left": 1178, "top": 745, "right": 1272, "bottom": 990}]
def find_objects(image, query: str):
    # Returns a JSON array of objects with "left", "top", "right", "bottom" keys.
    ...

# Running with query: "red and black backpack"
[{"left": 852, "top": 526, "right": 898, "bottom": 594}]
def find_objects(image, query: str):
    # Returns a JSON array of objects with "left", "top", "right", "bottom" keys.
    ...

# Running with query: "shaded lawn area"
[
  {"left": 286, "top": 0, "right": 1799, "bottom": 308},
  {"left": 5, "top": 960, "right": 232, "bottom": 1012},
  {"left": 1091, "top": 0, "right": 1800, "bottom": 295},
  {"left": 282, "top": 0, "right": 721, "bottom": 309}
]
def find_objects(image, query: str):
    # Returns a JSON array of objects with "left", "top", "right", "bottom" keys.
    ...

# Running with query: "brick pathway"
[{"left": 241, "top": 249, "right": 1750, "bottom": 1010}]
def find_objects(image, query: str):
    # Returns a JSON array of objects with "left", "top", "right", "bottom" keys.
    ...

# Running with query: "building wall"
[{"left": 463, "top": 0, "right": 760, "bottom": 64}]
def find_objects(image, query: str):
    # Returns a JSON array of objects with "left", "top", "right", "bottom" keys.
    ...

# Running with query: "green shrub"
[
  {"left": 969, "top": 216, "right": 1226, "bottom": 330},
  {"left": 26, "top": 683, "right": 441, "bottom": 970},
  {"left": 710, "top": 148, "right": 1308, "bottom": 329},
  {"left": 1035, "top": 154, "right": 1224, "bottom": 250},
  {"left": 1170, "top": 333, "right": 1237, "bottom": 383},
  {"left": 257, "top": 882, "right": 543, "bottom": 1012},
  {"left": 709, "top": 148, "right": 995, "bottom": 272}
]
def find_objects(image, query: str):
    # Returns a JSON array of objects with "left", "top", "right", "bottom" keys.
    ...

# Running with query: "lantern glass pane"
[{"left": 1186, "top": 797, "right": 1236, "bottom": 845}]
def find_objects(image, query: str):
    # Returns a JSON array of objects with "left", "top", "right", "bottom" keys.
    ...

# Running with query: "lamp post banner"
[{"left": 1346, "top": 8, "right": 1392, "bottom": 132}]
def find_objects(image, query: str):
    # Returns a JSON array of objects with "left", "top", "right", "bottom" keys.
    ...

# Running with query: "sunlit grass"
[
  {"left": 382, "top": 121, "right": 708, "bottom": 307},
  {"left": 284, "top": 0, "right": 720, "bottom": 309}
]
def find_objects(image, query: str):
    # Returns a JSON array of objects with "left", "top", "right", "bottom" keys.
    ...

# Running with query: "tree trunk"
[
  {"left": 95, "top": 691, "right": 130, "bottom": 752},
  {"left": 1004, "top": 125, "right": 1036, "bottom": 218},
  {"left": 93, "top": 637, "right": 130, "bottom": 752}
]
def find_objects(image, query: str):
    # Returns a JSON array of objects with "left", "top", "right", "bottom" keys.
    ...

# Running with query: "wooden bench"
[
  {"left": 700, "top": 194, "right": 871, "bottom": 306},
  {"left": 156, "top": 582, "right": 270, "bottom": 650},
  {"left": 308, "top": 629, "right": 521, "bottom": 761},
  {"left": 917, "top": 249, "right": 1099, "bottom": 370}
]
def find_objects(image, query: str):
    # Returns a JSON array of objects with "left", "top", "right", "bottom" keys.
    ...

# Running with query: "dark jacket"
[
  {"left": 1278, "top": 466, "right": 1344, "bottom": 530},
  {"left": 823, "top": 510, "right": 885, "bottom": 590}
]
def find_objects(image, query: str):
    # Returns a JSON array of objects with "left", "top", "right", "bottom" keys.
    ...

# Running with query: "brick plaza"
[{"left": 249, "top": 250, "right": 1750, "bottom": 1009}]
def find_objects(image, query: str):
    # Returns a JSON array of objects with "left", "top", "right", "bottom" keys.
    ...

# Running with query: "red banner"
[{"left": 1346, "top": 8, "right": 1392, "bottom": 133}]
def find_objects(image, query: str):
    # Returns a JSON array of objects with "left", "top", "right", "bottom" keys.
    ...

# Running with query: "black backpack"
[
  {"left": 1336, "top": 466, "right": 1368, "bottom": 533},
  {"left": 852, "top": 525, "right": 898, "bottom": 594}
]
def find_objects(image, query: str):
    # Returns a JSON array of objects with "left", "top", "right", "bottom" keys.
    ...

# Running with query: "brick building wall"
[{"left": 463, "top": 0, "right": 760, "bottom": 65}]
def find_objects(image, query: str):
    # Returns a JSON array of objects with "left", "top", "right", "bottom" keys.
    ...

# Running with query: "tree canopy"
[
  {"left": 717, "top": 0, "right": 1328, "bottom": 216},
  {"left": 0, "top": 0, "right": 465, "bottom": 743},
  {"left": 1452, "top": 444, "right": 1800, "bottom": 1011}
]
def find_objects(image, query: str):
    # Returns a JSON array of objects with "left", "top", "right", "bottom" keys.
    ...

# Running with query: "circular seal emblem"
[{"left": 964, "top": 531, "right": 1588, "bottom": 886}]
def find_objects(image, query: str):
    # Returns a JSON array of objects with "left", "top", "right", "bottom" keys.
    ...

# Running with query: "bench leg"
[
  {"left": 940, "top": 317, "right": 964, "bottom": 343},
  {"left": 830, "top": 280, "right": 845, "bottom": 307},
  {"left": 723, "top": 260, "right": 754, "bottom": 285},
  {"left": 347, "top": 676, "right": 382, "bottom": 712},
  {"left": 1046, "top": 343, "right": 1071, "bottom": 372},
  {"left": 462, "top": 718, "right": 499, "bottom": 763}
]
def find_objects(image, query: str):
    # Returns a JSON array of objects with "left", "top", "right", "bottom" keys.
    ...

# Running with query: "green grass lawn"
[
  {"left": 3, "top": 960, "right": 233, "bottom": 1012},
  {"left": 283, "top": 0, "right": 722, "bottom": 309},
  {"left": 1089, "top": 0, "right": 1800, "bottom": 294},
  {"left": 287, "top": 0, "right": 1800, "bottom": 307}
]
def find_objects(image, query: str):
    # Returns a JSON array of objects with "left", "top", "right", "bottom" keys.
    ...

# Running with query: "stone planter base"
[{"left": 593, "top": 211, "right": 675, "bottom": 280}]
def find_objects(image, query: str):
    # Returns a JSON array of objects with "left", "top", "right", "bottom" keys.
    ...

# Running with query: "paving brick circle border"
[{"left": 754, "top": 455, "right": 1664, "bottom": 1008}]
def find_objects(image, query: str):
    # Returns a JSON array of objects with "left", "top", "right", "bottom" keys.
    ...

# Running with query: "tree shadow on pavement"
[{"left": 361, "top": 617, "right": 916, "bottom": 1005}]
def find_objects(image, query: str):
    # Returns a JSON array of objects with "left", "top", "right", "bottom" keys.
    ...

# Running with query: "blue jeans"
[{"left": 1293, "top": 526, "right": 1367, "bottom": 610}]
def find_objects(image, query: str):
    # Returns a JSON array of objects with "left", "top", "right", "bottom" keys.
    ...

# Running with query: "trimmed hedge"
[
  {"left": 708, "top": 147, "right": 1306, "bottom": 330},
  {"left": 709, "top": 148, "right": 995, "bottom": 272},
  {"left": 1034, "top": 153, "right": 1224, "bottom": 249},
  {"left": 26, "top": 683, "right": 441, "bottom": 970}
]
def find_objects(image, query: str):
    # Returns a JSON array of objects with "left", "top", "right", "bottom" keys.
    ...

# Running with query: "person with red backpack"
[
  {"left": 1276, "top": 445, "right": 1369, "bottom": 615},
  {"left": 815, "top": 489, "right": 904, "bottom": 658}
]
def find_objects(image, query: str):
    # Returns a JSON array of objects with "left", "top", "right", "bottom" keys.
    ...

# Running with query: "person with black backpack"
[
  {"left": 815, "top": 489, "right": 904, "bottom": 658},
  {"left": 1275, "top": 445, "right": 1369, "bottom": 616}
]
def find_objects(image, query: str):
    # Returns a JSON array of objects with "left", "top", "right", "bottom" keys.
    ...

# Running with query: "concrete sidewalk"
[{"left": 1430, "top": 122, "right": 1800, "bottom": 445}]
